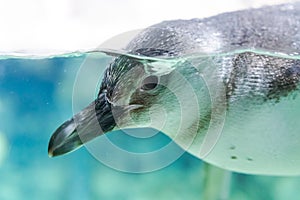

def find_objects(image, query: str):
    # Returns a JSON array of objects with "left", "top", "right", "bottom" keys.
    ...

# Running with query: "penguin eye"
[{"left": 141, "top": 75, "right": 159, "bottom": 91}]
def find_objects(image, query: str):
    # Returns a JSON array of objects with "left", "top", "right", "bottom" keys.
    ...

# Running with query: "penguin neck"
[{"left": 154, "top": 61, "right": 215, "bottom": 155}]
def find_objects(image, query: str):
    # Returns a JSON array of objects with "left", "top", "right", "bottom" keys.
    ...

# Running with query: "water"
[{"left": 1, "top": 50, "right": 300, "bottom": 199}]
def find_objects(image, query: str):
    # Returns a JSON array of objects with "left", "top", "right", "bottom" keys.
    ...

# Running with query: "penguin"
[{"left": 48, "top": 3, "right": 300, "bottom": 175}]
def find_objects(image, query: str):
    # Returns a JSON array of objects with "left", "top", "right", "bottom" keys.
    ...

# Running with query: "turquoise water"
[{"left": 0, "top": 52, "right": 300, "bottom": 199}]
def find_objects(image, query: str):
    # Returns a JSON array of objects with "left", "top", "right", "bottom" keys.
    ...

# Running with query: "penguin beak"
[{"left": 48, "top": 93, "right": 116, "bottom": 157}]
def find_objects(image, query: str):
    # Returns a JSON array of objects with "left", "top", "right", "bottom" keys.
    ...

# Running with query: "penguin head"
[{"left": 48, "top": 49, "right": 194, "bottom": 157}]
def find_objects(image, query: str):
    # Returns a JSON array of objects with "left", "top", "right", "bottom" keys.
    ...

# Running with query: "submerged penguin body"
[
  {"left": 49, "top": 3, "right": 300, "bottom": 175},
  {"left": 124, "top": 3, "right": 300, "bottom": 175}
]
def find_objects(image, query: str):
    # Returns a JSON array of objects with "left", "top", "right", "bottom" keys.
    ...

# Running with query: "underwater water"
[{"left": 0, "top": 51, "right": 300, "bottom": 200}]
